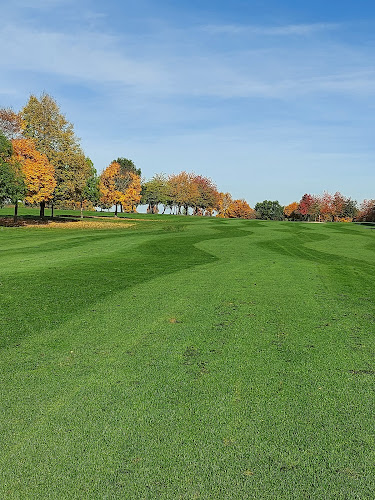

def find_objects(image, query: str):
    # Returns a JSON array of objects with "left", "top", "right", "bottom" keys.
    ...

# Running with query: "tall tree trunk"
[
  {"left": 51, "top": 201, "right": 54, "bottom": 218},
  {"left": 80, "top": 200, "right": 83, "bottom": 219},
  {"left": 120, "top": 204, "right": 123, "bottom": 213},
  {"left": 114, "top": 204, "right": 118, "bottom": 217},
  {"left": 40, "top": 200, "right": 45, "bottom": 218},
  {"left": 13, "top": 201, "right": 18, "bottom": 223}
]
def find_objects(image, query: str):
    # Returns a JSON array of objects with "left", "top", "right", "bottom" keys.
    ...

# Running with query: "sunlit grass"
[{"left": 0, "top": 214, "right": 374, "bottom": 498}]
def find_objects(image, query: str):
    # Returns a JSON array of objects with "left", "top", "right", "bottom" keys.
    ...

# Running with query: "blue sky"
[{"left": 1, "top": 0, "right": 375, "bottom": 205}]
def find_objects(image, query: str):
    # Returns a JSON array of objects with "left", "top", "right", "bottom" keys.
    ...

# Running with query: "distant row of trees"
[
  {"left": 249, "top": 194, "right": 374, "bottom": 222},
  {"left": 1, "top": 93, "right": 374, "bottom": 222},
  {"left": 283, "top": 192, "right": 373, "bottom": 222},
  {"left": 141, "top": 172, "right": 254, "bottom": 218},
  {"left": 0, "top": 94, "right": 253, "bottom": 221},
  {"left": 140, "top": 178, "right": 375, "bottom": 223},
  {"left": 0, "top": 96, "right": 254, "bottom": 221}
]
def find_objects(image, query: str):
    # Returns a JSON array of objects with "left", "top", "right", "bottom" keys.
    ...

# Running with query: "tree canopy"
[
  {"left": 0, "top": 133, "right": 25, "bottom": 218},
  {"left": 113, "top": 157, "right": 141, "bottom": 177},
  {"left": 21, "top": 93, "right": 93, "bottom": 208},
  {"left": 12, "top": 138, "right": 56, "bottom": 217},
  {"left": 99, "top": 161, "right": 142, "bottom": 215},
  {"left": 255, "top": 200, "right": 284, "bottom": 220}
]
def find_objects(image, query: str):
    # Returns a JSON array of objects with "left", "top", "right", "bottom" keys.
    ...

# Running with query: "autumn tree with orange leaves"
[
  {"left": 216, "top": 192, "right": 233, "bottom": 218},
  {"left": 99, "top": 161, "right": 141, "bottom": 215},
  {"left": 192, "top": 175, "right": 219, "bottom": 215},
  {"left": 168, "top": 171, "right": 199, "bottom": 215},
  {"left": 356, "top": 199, "right": 375, "bottom": 222},
  {"left": 226, "top": 199, "right": 255, "bottom": 219},
  {"left": 284, "top": 201, "right": 299, "bottom": 220},
  {"left": 12, "top": 138, "right": 56, "bottom": 217},
  {"left": 121, "top": 172, "right": 142, "bottom": 212},
  {"left": 297, "top": 192, "right": 357, "bottom": 222}
]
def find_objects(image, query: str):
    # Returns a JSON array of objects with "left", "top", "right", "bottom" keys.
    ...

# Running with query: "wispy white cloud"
[
  {"left": 0, "top": 26, "right": 164, "bottom": 88},
  {"left": 200, "top": 22, "right": 338, "bottom": 36},
  {"left": 1, "top": 22, "right": 374, "bottom": 101}
]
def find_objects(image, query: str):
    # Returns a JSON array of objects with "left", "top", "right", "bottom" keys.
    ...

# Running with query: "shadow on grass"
[{"left": 256, "top": 223, "right": 375, "bottom": 275}]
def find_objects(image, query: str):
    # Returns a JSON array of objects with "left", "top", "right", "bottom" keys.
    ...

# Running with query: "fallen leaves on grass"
[
  {"left": 169, "top": 317, "right": 182, "bottom": 324},
  {"left": 243, "top": 470, "right": 254, "bottom": 476},
  {"left": 31, "top": 220, "right": 135, "bottom": 230}
]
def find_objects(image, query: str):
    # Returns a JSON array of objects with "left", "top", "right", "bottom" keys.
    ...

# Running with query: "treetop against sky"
[{"left": 1, "top": 0, "right": 374, "bottom": 205}]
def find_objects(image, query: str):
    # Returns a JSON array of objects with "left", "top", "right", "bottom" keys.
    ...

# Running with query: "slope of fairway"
[{"left": 0, "top": 218, "right": 374, "bottom": 498}]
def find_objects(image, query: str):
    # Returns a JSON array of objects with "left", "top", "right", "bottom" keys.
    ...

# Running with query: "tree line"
[
  {"left": 0, "top": 93, "right": 254, "bottom": 221},
  {"left": 0, "top": 95, "right": 98, "bottom": 220},
  {"left": 283, "top": 192, "right": 373, "bottom": 222},
  {"left": 1, "top": 93, "right": 374, "bottom": 222}
]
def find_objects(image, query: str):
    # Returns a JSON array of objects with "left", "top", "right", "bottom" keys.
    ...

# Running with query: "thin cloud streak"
[{"left": 201, "top": 22, "right": 339, "bottom": 36}]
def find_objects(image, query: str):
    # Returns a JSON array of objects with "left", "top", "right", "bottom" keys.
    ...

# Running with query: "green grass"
[{"left": 0, "top": 211, "right": 374, "bottom": 499}]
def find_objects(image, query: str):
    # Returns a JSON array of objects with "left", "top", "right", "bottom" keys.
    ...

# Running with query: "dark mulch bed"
[{"left": 0, "top": 216, "right": 79, "bottom": 227}]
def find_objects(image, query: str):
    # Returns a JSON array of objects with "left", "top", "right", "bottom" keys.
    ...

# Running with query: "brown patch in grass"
[
  {"left": 35, "top": 220, "right": 134, "bottom": 230},
  {"left": 169, "top": 317, "right": 182, "bottom": 324},
  {"left": 0, "top": 215, "right": 136, "bottom": 229}
]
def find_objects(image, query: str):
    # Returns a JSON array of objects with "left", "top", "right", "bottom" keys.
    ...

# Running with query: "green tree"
[
  {"left": 342, "top": 198, "right": 357, "bottom": 219},
  {"left": 0, "top": 133, "right": 25, "bottom": 221},
  {"left": 255, "top": 200, "right": 284, "bottom": 220},
  {"left": 83, "top": 157, "right": 100, "bottom": 209},
  {"left": 0, "top": 133, "right": 14, "bottom": 206},
  {"left": 57, "top": 151, "right": 93, "bottom": 218},
  {"left": 141, "top": 174, "right": 169, "bottom": 214},
  {"left": 114, "top": 157, "right": 141, "bottom": 177}
]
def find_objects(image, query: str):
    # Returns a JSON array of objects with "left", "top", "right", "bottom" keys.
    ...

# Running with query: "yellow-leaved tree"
[
  {"left": 121, "top": 172, "right": 142, "bottom": 212},
  {"left": 12, "top": 138, "right": 56, "bottom": 216},
  {"left": 216, "top": 192, "right": 233, "bottom": 218},
  {"left": 99, "top": 161, "right": 141, "bottom": 215}
]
